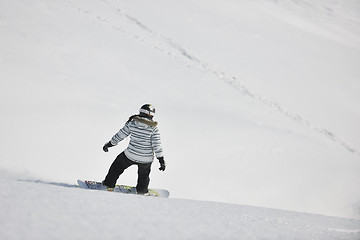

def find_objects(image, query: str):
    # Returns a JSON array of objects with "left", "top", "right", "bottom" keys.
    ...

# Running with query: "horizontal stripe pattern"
[{"left": 110, "top": 118, "right": 163, "bottom": 163}]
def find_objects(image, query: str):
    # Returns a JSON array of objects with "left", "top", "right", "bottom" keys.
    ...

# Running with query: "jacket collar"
[{"left": 133, "top": 115, "right": 158, "bottom": 127}]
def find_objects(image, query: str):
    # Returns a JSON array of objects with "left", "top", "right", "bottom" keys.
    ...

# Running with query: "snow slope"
[
  {"left": 1, "top": 0, "right": 360, "bottom": 225},
  {"left": 1, "top": 176, "right": 359, "bottom": 240}
]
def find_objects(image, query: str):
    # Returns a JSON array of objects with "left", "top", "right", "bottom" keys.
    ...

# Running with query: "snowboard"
[{"left": 77, "top": 180, "right": 170, "bottom": 198}]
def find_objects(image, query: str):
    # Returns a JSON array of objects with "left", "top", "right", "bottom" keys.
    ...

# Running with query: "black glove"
[
  {"left": 103, "top": 141, "right": 114, "bottom": 152},
  {"left": 158, "top": 157, "right": 166, "bottom": 171}
]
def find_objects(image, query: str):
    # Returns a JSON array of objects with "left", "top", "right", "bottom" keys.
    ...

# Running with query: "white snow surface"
[
  {"left": 1, "top": 176, "right": 360, "bottom": 240},
  {"left": 1, "top": 0, "right": 360, "bottom": 238}
]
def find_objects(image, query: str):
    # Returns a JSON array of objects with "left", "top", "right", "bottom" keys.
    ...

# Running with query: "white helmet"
[{"left": 139, "top": 104, "right": 155, "bottom": 119}]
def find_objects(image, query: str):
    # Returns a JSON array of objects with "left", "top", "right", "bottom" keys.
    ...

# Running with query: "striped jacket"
[{"left": 110, "top": 116, "right": 164, "bottom": 163}]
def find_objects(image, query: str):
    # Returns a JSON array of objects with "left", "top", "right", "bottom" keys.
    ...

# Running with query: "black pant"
[{"left": 103, "top": 152, "right": 152, "bottom": 194}]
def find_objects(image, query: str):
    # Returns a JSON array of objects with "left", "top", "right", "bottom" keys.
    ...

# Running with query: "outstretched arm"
[{"left": 103, "top": 122, "right": 131, "bottom": 152}]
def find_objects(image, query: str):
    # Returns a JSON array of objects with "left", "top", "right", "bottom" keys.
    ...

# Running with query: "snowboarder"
[{"left": 102, "top": 104, "right": 166, "bottom": 194}]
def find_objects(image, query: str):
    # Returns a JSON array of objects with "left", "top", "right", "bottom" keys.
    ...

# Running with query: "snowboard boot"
[{"left": 101, "top": 181, "right": 114, "bottom": 191}]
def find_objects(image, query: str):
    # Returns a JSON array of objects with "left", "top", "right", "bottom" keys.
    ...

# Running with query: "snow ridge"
[{"left": 72, "top": 0, "right": 359, "bottom": 157}]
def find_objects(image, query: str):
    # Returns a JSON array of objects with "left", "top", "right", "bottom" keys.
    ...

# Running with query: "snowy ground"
[
  {"left": 1, "top": 0, "right": 360, "bottom": 238},
  {"left": 1, "top": 176, "right": 359, "bottom": 240}
]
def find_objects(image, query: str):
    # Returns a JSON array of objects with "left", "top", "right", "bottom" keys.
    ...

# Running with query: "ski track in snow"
[
  {"left": 17, "top": 179, "right": 79, "bottom": 189},
  {"left": 64, "top": 0, "right": 359, "bottom": 158}
]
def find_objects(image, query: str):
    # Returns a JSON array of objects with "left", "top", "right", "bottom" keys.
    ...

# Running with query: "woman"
[{"left": 102, "top": 104, "right": 166, "bottom": 194}]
